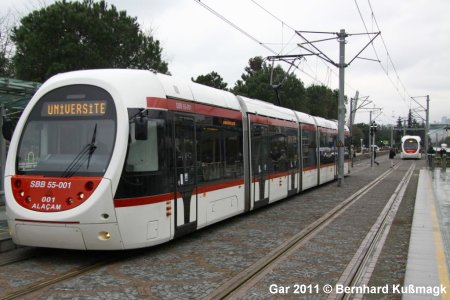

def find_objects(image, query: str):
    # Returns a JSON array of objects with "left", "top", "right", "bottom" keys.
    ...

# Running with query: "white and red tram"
[
  {"left": 400, "top": 135, "right": 422, "bottom": 159},
  {"left": 4, "top": 69, "right": 350, "bottom": 250}
]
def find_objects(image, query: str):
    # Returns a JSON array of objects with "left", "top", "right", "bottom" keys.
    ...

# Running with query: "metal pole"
[
  {"left": 373, "top": 127, "right": 376, "bottom": 165},
  {"left": 369, "top": 111, "right": 373, "bottom": 167},
  {"left": 337, "top": 29, "right": 346, "bottom": 187},
  {"left": 390, "top": 126, "right": 394, "bottom": 147},
  {"left": 349, "top": 91, "right": 359, "bottom": 168},
  {"left": 425, "top": 95, "right": 430, "bottom": 153},
  {"left": 0, "top": 105, "right": 5, "bottom": 203}
]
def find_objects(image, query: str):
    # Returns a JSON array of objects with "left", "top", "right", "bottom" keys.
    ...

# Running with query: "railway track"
[
  {"left": 0, "top": 247, "right": 41, "bottom": 267},
  {"left": 0, "top": 250, "right": 125, "bottom": 300},
  {"left": 204, "top": 162, "right": 415, "bottom": 299},
  {"left": 334, "top": 162, "right": 416, "bottom": 300},
  {"left": 1, "top": 261, "right": 110, "bottom": 300},
  {"left": 0, "top": 160, "right": 416, "bottom": 299}
]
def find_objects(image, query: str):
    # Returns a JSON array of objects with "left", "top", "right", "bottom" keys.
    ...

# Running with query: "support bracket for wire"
[{"left": 265, "top": 54, "right": 314, "bottom": 106}]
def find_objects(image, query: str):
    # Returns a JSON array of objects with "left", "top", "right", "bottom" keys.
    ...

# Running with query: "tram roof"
[
  {"left": 239, "top": 96, "right": 297, "bottom": 122},
  {"left": 1, "top": 71, "right": 344, "bottom": 133},
  {"left": 294, "top": 111, "right": 316, "bottom": 126},
  {"left": 157, "top": 73, "right": 241, "bottom": 111},
  {"left": 313, "top": 116, "right": 338, "bottom": 130}
]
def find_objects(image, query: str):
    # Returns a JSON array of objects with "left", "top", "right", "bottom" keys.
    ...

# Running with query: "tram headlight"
[
  {"left": 98, "top": 231, "right": 111, "bottom": 240},
  {"left": 85, "top": 181, "right": 95, "bottom": 191},
  {"left": 14, "top": 179, "right": 22, "bottom": 189}
]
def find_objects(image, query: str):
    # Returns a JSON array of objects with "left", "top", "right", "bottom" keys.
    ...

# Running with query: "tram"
[
  {"left": 400, "top": 135, "right": 422, "bottom": 159},
  {"left": 4, "top": 69, "right": 350, "bottom": 250}
]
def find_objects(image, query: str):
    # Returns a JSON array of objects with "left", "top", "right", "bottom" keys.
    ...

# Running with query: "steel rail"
[
  {"left": 0, "top": 247, "right": 41, "bottom": 267},
  {"left": 204, "top": 163, "right": 402, "bottom": 299},
  {"left": 0, "top": 253, "right": 124, "bottom": 300},
  {"left": 335, "top": 162, "right": 416, "bottom": 300}
]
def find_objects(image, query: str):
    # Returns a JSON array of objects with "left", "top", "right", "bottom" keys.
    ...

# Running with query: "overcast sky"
[{"left": 2, "top": 0, "right": 449, "bottom": 125}]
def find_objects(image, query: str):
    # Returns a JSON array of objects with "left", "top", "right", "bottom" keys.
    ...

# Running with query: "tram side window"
[
  {"left": 197, "top": 116, "right": 243, "bottom": 183},
  {"left": 286, "top": 128, "right": 298, "bottom": 169},
  {"left": 269, "top": 126, "right": 288, "bottom": 172},
  {"left": 251, "top": 123, "right": 269, "bottom": 176},
  {"left": 319, "top": 131, "right": 336, "bottom": 165},
  {"left": 331, "top": 133, "right": 337, "bottom": 159},
  {"left": 126, "top": 120, "right": 161, "bottom": 172},
  {"left": 302, "top": 128, "right": 317, "bottom": 168}
]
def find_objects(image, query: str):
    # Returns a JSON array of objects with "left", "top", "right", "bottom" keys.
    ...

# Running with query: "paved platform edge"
[{"left": 403, "top": 169, "right": 450, "bottom": 299}]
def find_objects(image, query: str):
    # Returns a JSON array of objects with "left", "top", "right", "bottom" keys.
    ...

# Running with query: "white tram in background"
[
  {"left": 400, "top": 135, "right": 422, "bottom": 159},
  {"left": 4, "top": 69, "right": 350, "bottom": 250}
]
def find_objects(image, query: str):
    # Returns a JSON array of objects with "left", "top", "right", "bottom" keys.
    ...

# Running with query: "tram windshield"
[
  {"left": 16, "top": 85, "right": 116, "bottom": 177},
  {"left": 404, "top": 139, "right": 418, "bottom": 150}
]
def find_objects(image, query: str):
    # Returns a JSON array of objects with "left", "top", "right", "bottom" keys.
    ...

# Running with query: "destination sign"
[{"left": 42, "top": 100, "right": 107, "bottom": 117}]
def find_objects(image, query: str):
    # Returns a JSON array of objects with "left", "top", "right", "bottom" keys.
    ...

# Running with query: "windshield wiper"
[
  {"left": 87, "top": 124, "right": 97, "bottom": 169},
  {"left": 61, "top": 124, "right": 97, "bottom": 178}
]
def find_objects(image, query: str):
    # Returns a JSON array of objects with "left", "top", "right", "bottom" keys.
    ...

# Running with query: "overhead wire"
[
  {"left": 193, "top": 0, "right": 333, "bottom": 87},
  {"left": 249, "top": 0, "right": 405, "bottom": 124},
  {"left": 194, "top": 0, "right": 276, "bottom": 55},
  {"left": 250, "top": 0, "right": 358, "bottom": 93},
  {"left": 354, "top": 0, "right": 412, "bottom": 109},
  {"left": 367, "top": 0, "right": 410, "bottom": 98}
]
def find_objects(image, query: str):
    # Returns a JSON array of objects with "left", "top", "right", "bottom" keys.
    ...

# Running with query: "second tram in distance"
[
  {"left": 400, "top": 135, "right": 422, "bottom": 159},
  {"left": 4, "top": 69, "right": 350, "bottom": 250}
]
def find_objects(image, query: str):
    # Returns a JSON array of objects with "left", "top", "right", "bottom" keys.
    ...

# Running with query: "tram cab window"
[
  {"left": 126, "top": 120, "right": 162, "bottom": 172},
  {"left": 115, "top": 111, "right": 171, "bottom": 199}
]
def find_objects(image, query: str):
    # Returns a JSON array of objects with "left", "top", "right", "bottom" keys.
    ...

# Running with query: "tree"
[
  {"left": 232, "top": 56, "right": 307, "bottom": 112},
  {"left": 351, "top": 125, "right": 365, "bottom": 148},
  {"left": 396, "top": 116, "right": 403, "bottom": 129},
  {"left": 376, "top": 124, "right": 391, "bottom": 147},
  {"left": 353, "top": 123, "right": 369, "bottom": 148},
  {"left": 305, "top": 84, "right": 341, "bottom": 120},
  {"left": 0, "top": 11, "right": 15, "bottom": 77},
  {"left": 192, "top": 71, "right": 228, "bottom": 90},
  {"left": 12, "top": 0, "right": 168, "bottom": 82},
  {"left": 0, "top": 49, "right": 9, "bottom": 77},
  {"left": 407, "top": 109, "right": 413, "bottom": 128}
]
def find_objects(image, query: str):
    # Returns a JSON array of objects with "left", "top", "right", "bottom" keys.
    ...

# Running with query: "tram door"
[
  {"left": 251, "top": 123, "right": 270, "bottom": 208},
  {"left": 174, "top": 115, "right": 198, "bottom": 238}
]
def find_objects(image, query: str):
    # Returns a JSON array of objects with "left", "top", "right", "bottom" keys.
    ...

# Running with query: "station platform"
[{"left": 404, "top": 167, "right": 450, "bottom": 299}]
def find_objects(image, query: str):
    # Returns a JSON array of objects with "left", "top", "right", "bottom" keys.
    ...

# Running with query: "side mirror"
[
  {"left": 2, "top": 120, "right": 14, "bottom": 141},
  {"left": 134, "top": 116, "right": 148, "bottom": 140}
]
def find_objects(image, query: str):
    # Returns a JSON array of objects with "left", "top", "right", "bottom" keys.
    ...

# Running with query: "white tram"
[
  {"left": 400, "top": 135, "right": 422, "bottom": 159},
  {"left": 4, "top": 69, "right": 350, "bottom": 250}
]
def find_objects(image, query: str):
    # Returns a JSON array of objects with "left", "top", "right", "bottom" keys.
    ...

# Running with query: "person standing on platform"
[
  {"left": 427, "top": 145, "right": 436, "bottom": 168},
  {"left": 389, "top": 147, "right": 396, "bottom": 168},
  {"left": 374, "top": 147, "right": 380, "bottom": 166},
  {"left": 439, "top": 145, "right": 447, "bottom": 158}
]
